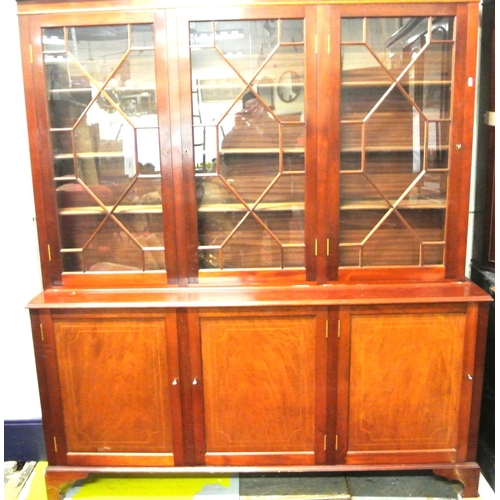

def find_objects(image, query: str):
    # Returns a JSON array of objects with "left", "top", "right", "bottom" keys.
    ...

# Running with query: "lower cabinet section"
[{"left": 28, "top": 289, "right": 490, "bottom": 498}]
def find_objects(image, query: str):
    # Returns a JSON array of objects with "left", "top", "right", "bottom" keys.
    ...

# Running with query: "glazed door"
[
  {"left": 336, "top": 303, "right": 479, "bottom": 465},
  {"left": 319, "top": 3, "right": 478, "bottom": 282},
  {"left": 190, "top": 307, "right": 328, "bottom": 465},
  {"left": 24, "top": 11, "right": 175, "bottom": 288},
  {"left": 46, "top": 311, "right": 183, "bottom": 466},
  {"left": 176, "top": 7, "right": 318, "bottom": 284}
]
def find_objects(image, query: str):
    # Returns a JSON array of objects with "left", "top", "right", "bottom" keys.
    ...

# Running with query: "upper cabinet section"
[{"left": 17, "top": 1, "right": 479, "bottom": 289}]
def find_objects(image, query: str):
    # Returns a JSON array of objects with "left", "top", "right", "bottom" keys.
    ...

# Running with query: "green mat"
[{"left": 68, "top": 476, "right": 237, "bottom": 499}]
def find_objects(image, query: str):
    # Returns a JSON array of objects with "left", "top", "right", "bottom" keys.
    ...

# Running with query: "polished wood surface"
[
  {"left": 45, "top": 469, "right": 90, "bottom": 500},
  {"left": 27, "top": 281, "right": 492, "bottom": 309},
  {"left": 16, "top": 1, "right": 490, "bottom": 498},
  {"left": 51, "top": 312, "right": 181, "bottom": 466},
  {"left": 198, "top": 310, "right": 323, "bottom": 464},
  {"left": 16, "top": 0, "right": 480, "bottom": 12},
  {"left": 346, "top": 307, "right": 466, "bottom": 463}
]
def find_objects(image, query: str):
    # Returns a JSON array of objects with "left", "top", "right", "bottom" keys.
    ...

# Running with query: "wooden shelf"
[
  {"left": 198, "top": 201, "right": 305, "bottom": 212},
  {"left": 54, "top": 152, "right": 127, "bottom": 160},
  {"left": 340, "top": 145, "right": 449, "bottom": 153},
  {"left": 340, "top": 198, "right": 446, "bottom": 210},
  {"left": 341, "top": 80, "right": 452, "bottom": 88},
  {"left": 49, "top": 86, "right": 156, "bottom": 94},
  {"left": 221, "top": 147, "right": 305, "bottom": 154},
  {"left": 58, "top": 205, "right": 163, "bottom": 215}
]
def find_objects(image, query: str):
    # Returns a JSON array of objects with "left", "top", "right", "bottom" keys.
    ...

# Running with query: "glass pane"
[
  {"left": 339, "top": 210, "right": 445, "bottom": 267},
  {"left": 339, "top": 16, "right": 453, "bottom": 269},
  {"left": 44, "top": 23, "right": 163, "bottom": 273},
  {"left": 191, "top": 18, "right": 305, "bottom": 270},
  {"left": 43, "top": 28, "right": 65, "bottom": 52}
]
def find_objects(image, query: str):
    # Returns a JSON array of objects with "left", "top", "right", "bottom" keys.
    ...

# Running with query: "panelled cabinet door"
[
  {"left": 50, "top": 311, "right": 183, "bottom": 466},
  {"left": 337, "top": 303, "right": 478, "bottom": 465},
  {"left": 190, "top": 308, "right": 328, "bottom": 465}
]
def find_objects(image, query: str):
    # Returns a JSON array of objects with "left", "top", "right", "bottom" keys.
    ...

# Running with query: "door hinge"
[
  {"left": 53, "top": 436, "right": 58, "bottom": 452},
  {"left": 47, "top": 244, "right": 52, "bottom": 262},
  {"left": 40, "top": 324, "right": 44, "bottom": 341},
  {"left": 326, "top": 319, "right": 329, "bottom": 338},
  {"left": 338, "top": 319, "right": 341, "bottom": 338},
  {"left": 335, "top": 434, "right": 339, "bottom": 450},
  {"left": 326, "top": 238, "right": 330, "bottom": 256},
  {"left": 324, "top": 435, "right": 327, "bottom": 451},
  {"left": 315, "top": 238, "right": 318, "bottom": 256},
  {"left": 327, "top": 33, "right": 331, "bottom": 55}
]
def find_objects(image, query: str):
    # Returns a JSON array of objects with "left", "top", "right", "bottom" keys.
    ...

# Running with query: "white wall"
[{"left": 1, "top": 1, "right": 43, "bottom": 420}]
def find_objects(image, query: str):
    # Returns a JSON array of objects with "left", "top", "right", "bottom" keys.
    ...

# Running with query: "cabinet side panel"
[
  {"left": 200, "top": 315, "right": 316, "bottom": 457},
  {"left": 54, "top": 317, "right": 174, "bottom": 456},
  {"left": 348, "top": 310, "right": 466, "bottom": 462}
]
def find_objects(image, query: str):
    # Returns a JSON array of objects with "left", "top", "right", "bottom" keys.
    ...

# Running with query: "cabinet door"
[
  {"left": 177, "top": 7, "right": 317, "bottom": 283},
  {"left": 50, "top": 311, "right": 182, "bottom": 466},
  {"left": 191, "top": 308, "right": 328, "bottom": 465},
  {"left": 24, "top": 11, "right": 175, "bottom": 288},
  {"left": 320, "top": 4, "right": 478, "bottom": 282},
  {"left": 337, "top": 303, "right": 478, "bottom": 465}
]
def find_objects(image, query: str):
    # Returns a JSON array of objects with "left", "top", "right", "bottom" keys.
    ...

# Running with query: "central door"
[{"left": 193, "top": 307, "right": 327, "bottom": 466}]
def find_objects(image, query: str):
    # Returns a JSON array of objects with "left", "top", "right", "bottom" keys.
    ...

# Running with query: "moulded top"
[{"left": 27, "top": 280, "right": 492, "bottom": 309}]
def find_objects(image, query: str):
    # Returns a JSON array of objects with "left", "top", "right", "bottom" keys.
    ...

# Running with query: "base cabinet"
[{"left": 29, "top": 286, "right": 491, "bottom": 499}]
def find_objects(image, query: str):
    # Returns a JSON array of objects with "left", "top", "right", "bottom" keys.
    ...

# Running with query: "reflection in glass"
[
  {"left": 43, "top": 24, "right": 163, "bottom": 273},
  {"left": 191, "top": 19, "right": 306, "bottom": 270},
  {"left": 339, "top": 16, "right": 454, "bottom": 268}
]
